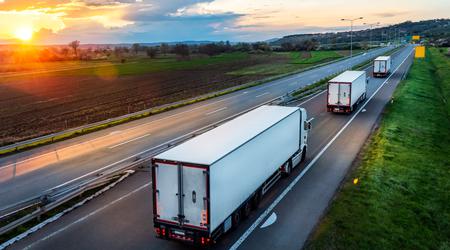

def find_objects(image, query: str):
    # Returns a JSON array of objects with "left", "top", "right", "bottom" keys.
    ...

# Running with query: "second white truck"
[
  {"left": 373, "top": 56, "right": 392, "bottom": 77},
  {"left": 151, "top": 105, "right": 311, "bottom": 246},
  {"left": 327, "top": 70, "right": 367, "bottom": 113}
]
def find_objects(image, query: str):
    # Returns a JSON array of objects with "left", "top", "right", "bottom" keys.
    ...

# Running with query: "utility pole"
[{"left": 341, "top": 17, "right": 363, "bottom": 58}]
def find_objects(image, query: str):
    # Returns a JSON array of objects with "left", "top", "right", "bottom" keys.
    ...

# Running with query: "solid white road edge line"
[{"left": 228, "top": 48, "right": 413, "bottom": 250}]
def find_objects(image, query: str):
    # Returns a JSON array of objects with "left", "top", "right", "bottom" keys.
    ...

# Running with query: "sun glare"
[{"left": 14, "top": 27, "right": 33, "bottom": 41}]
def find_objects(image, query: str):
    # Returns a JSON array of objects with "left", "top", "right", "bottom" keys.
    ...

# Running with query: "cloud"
[{"left": 374, "top": 11, "right": 410, "bottom": 18}]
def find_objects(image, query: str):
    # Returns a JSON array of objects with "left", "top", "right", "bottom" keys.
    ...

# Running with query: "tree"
[
  {"left": 173, "top": 44, "right": 190, "bottom": 58},
  {"left": 281, "top": 42, "right": 294, "bottom": 51},
  {"left": 160, "top": 43, "right": 170, "bottom": 55},
  {"left": 146, "top": 47, "right": 158, "bottom": 58},
  {"left": 60, "top": 47, "right": 70, "bottom": 58},
  {"left": 132, "top": 43, "right": 140, "bottom": 55},
  {"left": 69, "top": 40, "right": 80, "bottom": 57}
]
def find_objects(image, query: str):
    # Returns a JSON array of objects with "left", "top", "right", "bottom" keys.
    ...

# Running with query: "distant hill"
[{"left": 272, "top": 19, "right": 450, "bottom": 48}]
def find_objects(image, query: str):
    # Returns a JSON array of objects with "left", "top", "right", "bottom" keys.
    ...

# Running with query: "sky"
[{"left": 0, "top": 0, "right": 449, "bottom": 44}]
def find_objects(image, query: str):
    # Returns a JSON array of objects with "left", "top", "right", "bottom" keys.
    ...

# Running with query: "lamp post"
[
  {"left": 341, "top": 17, "right": 363, "bottom": 58},
  {"left": 363, "top": 22, "right": 380, "bottom": 48}
]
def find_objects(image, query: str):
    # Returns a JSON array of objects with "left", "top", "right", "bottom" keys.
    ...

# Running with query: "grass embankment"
[{"left": 306, "top": 48, "right": 450, "bottom": 249}]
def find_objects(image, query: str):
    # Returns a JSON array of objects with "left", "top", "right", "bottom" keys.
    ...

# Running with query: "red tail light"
[
  {"left": 154, "top": 228, "right": 161, "bottom": 236},
  {"left": 161, "top": 228, "right": 166, "bottom": 236}
]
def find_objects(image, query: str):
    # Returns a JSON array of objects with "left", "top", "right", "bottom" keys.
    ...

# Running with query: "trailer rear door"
[
  {"left": 328, "top": 83, "right": 350, "bottom": 106},
  {"left": 374, "top": 60, "right": 381, "bottom": 72},
  {"left": 339, "top": 84, "right": 351, "bottom": 106},
  {"left": 154, "top": 162, "right": 208, "bottom": 229}
]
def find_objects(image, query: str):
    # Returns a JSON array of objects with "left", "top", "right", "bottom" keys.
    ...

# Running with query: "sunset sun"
[{"left": 14, "top": 27, "right": 33, "bottom": 41}]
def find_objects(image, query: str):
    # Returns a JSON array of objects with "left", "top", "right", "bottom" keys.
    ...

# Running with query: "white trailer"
[
  {"left": 327, "top": 70, "right": 367, "bottom": 113},
  {"left": 152, "top": 105, "right": 310, "bottom": 246},
  {"left": 373, "top": 56, "right": 392, "bottom": 77}
]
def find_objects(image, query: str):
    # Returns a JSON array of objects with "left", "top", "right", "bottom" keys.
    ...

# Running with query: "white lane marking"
[
  {"left": 205, "top": 107, "right": 228, "bottom": 116},
  {"left": 260, "top": 212, "right": 277, "bottom": 229},
  {"left": 229, "top": 48, "right": 414, "bottom": 250},
  {"left": 307, "top": 117, "right": 315, "bottom": 122},
  {"left": 362, "top": 109, "right": 367, "bottom": 113},
  {"left": 22, "top": 182, "right": 151, "bottom": 250},
  {"left": 108, "top": 131, "right": 122, "bottom": 135},
  {"left": 243, "top": 91, "right": 249, "bottom": 94},
  {"left": 255, "top": 92, "right": 269, "bottom": 98},
  {"left": 108, "top": 134, "right": 151, "bottom": 149}
]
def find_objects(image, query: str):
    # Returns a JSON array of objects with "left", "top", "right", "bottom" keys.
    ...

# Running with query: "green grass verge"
[{"left": 305, "top": 47, "right": 450, "bottom": 250}]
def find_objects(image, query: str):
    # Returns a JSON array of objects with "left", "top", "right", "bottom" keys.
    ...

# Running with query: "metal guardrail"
[{"left": 0, "top": 45, "right": 396, "bottom": 237}]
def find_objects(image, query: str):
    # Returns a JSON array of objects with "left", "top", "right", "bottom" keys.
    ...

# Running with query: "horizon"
[{"left": 0, "top": 0, "right": 449, "bottom": 45}]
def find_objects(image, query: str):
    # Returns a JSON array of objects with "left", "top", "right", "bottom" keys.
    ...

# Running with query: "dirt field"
[
  {"left": 0, "top": 51, "right": 345, "bottom": 145},
  {"left": 0, "top": 55, "right": 284, "bottom": 145}
]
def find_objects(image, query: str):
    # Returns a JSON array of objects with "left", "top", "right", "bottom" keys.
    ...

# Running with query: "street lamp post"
[
  {"left": 341, "top": 17, "right": 363, "bottom": 58},
  {"left": 363, "top": 22, "right": 380, "bottom": 48}
]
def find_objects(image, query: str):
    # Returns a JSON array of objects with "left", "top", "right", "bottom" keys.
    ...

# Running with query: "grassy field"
[
  {"left": 306, "top": 48, "right": 450, "bottom": 250},
  {"left": 227, "top": 50, "right": 348, "bottom": 76}
]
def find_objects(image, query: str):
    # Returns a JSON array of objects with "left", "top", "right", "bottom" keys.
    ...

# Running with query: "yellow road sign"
[
  {"left": 415, "top": 46, "right": 426, "bottom": 58},
  {"left": 412, "top": 35, "right": 420, "bottom": 40}
]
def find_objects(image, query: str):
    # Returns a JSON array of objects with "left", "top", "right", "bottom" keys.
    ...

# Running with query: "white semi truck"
[
  {"left": 327, "top": 70, "right": 367, "bottom": 113},
  {"left": 152, "top": 105, "right": 311, "bottom": 246},
  {"left": 373, "top": 56, "right": 392, "bottom": 77}
]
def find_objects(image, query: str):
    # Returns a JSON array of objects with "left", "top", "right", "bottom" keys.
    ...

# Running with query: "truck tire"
[
  {"left": 251, "top": 190, "right": 262, "bottom": 209},
  {"left": 243, "top": 201, "right": 252, "bottom": 218},
  {"left": 232, "top": 210, "right": 241, "bottom": 228},
  {"left": 281, "top": 161, "right": 292, "bottom": 177},
  {"left": 301, "top": 147, "right": 307, "bottom": 162}
]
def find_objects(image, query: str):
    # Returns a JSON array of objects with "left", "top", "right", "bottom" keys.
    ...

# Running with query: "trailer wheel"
[
  {"left": 232, "top": 211, "right": 241, "bottom": 228},
  {"left": 243, "top": 201, "right": 252, "bottom": 218},
  {"left": 251, "top": 191, "right": 261, "bottom": 209},
  {"left": 301, "top": 147, "right": 307, "bottom": 162},
  {"left": 281, "top": 161, "right": 292, "bottom": 177}
]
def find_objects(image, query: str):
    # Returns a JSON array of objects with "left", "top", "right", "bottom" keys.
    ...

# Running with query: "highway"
[
  {"left": 0, "top": 46, "right": 393, "bottom": 209},
  {"left": 6, "top": 45, "right": 415, "bottom": 249}
]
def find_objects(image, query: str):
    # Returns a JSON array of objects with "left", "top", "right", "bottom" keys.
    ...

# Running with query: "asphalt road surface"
[
  {"left": 0, "top": 46, "right": 393, "bottom": 209},
  {"left": 6, "top": 45, "right": 415, "bottom": 249}
]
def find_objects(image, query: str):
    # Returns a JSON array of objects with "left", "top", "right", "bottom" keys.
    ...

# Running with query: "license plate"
[{"left": 172, "top": 229, "right": 185, "bottom": 236}]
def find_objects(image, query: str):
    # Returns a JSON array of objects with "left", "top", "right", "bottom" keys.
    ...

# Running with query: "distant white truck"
[
  {"left": 373, "top": 56, "right": 392, "bottom": 77},
  {"left": 152, "top": 105, "right": 311, "bottom": 246},
  {"left": 327, "top": 70, "right": 367, "bottom": 113}
]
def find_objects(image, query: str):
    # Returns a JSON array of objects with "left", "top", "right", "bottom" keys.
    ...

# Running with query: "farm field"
[
  {"left": 306, "top": 48, "right": 450, "bottom": 249},
  {"left": 0, "top": 50, "right": 350, "bottom": 145}
]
